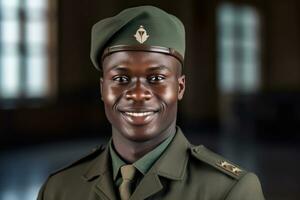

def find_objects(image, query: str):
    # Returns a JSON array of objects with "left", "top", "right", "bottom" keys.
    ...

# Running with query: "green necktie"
[{"left": 119, "top": 165, "right": 136, "bottom": 200}]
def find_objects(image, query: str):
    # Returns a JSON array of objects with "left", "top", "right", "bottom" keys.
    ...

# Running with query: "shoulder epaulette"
[
  {"left": 49, "top": 144, "right": 106, "bottom": 177},
  {"left": 190, "top": 145, "right": 247, "bottom": 180}
]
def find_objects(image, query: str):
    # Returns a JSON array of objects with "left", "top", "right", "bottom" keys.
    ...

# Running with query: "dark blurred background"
[{"left": 0, "top": 0, "right": 300, "bottom": 199}]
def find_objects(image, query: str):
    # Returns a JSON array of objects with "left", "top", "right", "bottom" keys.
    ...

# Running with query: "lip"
[{"left": 118, "top": 108, "right": 159, "bottom": 125}]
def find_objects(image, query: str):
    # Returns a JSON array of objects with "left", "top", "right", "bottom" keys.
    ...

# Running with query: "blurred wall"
[{"left": 1, "top": 0, "right": 300, "bottom": 146}]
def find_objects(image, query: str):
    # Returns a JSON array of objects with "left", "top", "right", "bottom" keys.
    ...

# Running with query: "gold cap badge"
[
  {"left": 134, "top": 25, "right": 149, "bottom": 44},
  {"left": 217, "top": 161, "right": 242, "bottom": 176}
]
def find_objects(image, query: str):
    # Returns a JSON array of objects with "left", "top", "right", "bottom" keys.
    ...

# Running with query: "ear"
[
  {"left": 177, "top": 75, "right": 185, "bottom": 100},
  {"left": 100, "top": 77, "right": 103, "bottom": 101}
]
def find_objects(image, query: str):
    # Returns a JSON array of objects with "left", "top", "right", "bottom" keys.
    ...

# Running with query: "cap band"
[{"left": 102, "top": 45, "right": 184, "bottom": 65}]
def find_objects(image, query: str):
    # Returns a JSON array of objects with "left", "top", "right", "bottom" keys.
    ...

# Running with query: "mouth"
[
  {"left": 118, "top": 109, "right": 159, "bottom": 125},
  {"left": 123, "top": 111, "right": 155, "bottom": 117}
]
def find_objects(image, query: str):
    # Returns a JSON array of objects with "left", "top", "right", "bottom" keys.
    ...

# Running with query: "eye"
[
  {"left": 148, "top": 75, "right": 165, "bottom": 83},
  {"left": 113, "top": 75, "right": 129, "bottom": 84}
]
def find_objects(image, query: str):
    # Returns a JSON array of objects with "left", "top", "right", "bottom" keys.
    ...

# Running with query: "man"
[{"left": 37, "top": 5, "right": 265, "bottom": 200}]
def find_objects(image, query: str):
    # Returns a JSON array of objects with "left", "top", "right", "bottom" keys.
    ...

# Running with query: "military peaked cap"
[{"left": 90, "top": 5, "right": 186, "bottom": 70}]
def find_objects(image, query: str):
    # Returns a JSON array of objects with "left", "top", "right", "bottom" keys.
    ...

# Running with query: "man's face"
[{"left": 101, "top": 51, "right": 185, "bottom": 142}]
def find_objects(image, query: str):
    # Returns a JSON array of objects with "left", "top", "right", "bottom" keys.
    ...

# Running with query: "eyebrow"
[
  {"left": 146, "top": 65, "right": 172, "bottom": 72},
  {"left": 108, "top": 65, "right": 172, "bottom": 73},
  {"left": 109, "top": 65, "right": 129, "bottom": 72}
]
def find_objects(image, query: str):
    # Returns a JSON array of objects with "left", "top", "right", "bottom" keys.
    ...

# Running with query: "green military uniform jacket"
[{"left": 37, "top": 128, "right": 265, "bottom": 200}]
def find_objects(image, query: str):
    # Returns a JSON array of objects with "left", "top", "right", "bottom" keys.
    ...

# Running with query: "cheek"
[
  {"left": 163, "top": 87, "right": 177, "bottom": 102},
  {"left": 102, "top": 82, "right": 123, "bottom": 104},
  {"left": 158, "top": 81, "right": 179, "bottom": 104}
]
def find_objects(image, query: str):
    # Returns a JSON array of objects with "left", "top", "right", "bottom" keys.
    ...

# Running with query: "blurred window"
[
  {"left": 217, "top": 3, "right": 260, "bottom": 94},
  {"left": 0, "top": 0, "right": 56, "bottom": 107}
]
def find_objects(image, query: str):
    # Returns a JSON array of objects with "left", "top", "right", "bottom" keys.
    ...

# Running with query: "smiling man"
[
  {"left": 101, "top": 50, "right": 184, "bottom": 164},
  {"left": 37, "top": 5, "right": 265, "bottom": 200}
]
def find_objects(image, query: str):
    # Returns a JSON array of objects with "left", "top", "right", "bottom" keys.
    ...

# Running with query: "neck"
[{"left": 112, "top": 123, "right": 176, "bottom": 163}]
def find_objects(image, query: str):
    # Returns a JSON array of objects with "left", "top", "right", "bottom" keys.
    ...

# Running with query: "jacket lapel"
[
  {"left": 94, "top": 171, "right": 116, "bottom": 200},
  {"left": 130, "top": 172, "right": 163, "bottom": 200},
  {"left": 131, "top": 127, "right": 190, "bottom": 200},
  {"left": 156, "top": 128, "right": 190, "bottom": 180},
  {"left": 83, "top": 145, "right": 117, "bottom": 200}
]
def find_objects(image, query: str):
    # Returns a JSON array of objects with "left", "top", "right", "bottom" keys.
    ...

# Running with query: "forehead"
[{"left": 102, "top": 51, "right": 181, "bottom": 73}]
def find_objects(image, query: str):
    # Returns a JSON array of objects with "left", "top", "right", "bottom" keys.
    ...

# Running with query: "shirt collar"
[
  {"left": 134, "top": 133, "right": 174, "bottom": 174},
  {"left": 109, "top": 139, "right": 126, "bottom": 180},
  {"left": 109, "top": 132, "right": 175, "bottom": 181}
]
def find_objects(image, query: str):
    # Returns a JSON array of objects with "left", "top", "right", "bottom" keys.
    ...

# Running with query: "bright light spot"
[
  {"left": 0, "top": 0, "right": 20, "bottom": 8},
  {"left": 1, "top": 20, "right": 20, "bottom": 44},
  {"left": 0, "top": 185, "right": 41, "bottom": 200},
  {"left": 0, "top": 55, "right": 20, "bottom": 98},
  {"left": 25, "top": 0, "right": 47, "bottom": 10},
  {"left": 0, "top": 0, "right": 50, "bottom": 101},
  {"left": 218, "top": 4, "right": 234, "bottom": 25},
  {"left": 1, "top": 190, "right": 18, "bottom": 200},
  {"left": 25, "top": 55, "right": 47, "bottom": 97},
  {"left": 0, "top": 6, "right": 19, "bottom": 19},
  {"left": 242, "top": 63, "right": 260, "bottom": 93},
  {"left": 218, "top": 61, "right": 236, "bottom": 93},
  {"left": 217, "top": 3, "right": 260, "bottom": 94},
  {"left": 25, "top": 21, "right": 47, "bottom": 45},
  {"left": 25, "top": 184, "right": 41, "bottom": 200}
]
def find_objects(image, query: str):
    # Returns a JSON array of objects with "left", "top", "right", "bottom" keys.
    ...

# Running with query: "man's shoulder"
[
  {"left": 47, "top": 145, "right": 106, "bottom": 181},
  {"left": 188, "top": 145, "right": 247, "bottom": 180},
  {"left": 38, "top": 145, "right": 107, "bottom": 199},
  {"left": 187, "top": 145, "right": 265, "bottom": 199}
]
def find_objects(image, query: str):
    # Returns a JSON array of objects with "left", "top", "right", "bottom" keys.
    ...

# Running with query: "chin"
[{"left": 121, "top": 125, "right": 160, "bottom": 142}]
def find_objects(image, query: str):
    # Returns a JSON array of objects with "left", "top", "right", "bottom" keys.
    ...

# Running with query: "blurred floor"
[
  {"left": 0, "top": 132, "right": 299, "bottom": 200},
  {"left": 0, "top": 139, "right": 105, "bottom": 200}
]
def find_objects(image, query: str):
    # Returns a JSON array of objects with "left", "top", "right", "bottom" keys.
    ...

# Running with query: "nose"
[{"left": 125, "top": 80, "right": 152, "bottom": 101}]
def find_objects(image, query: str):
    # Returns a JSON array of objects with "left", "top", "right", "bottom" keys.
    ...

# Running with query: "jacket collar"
[
  {"left": 82, "top": 126, "right": 191, "bottom": 200},
  {"left": 130, "top": 127, "right": 191, "bottom": 200},
  {"left": 82, "top": 145, "right": 110, "bottom": 181},
  {"left": 83, "top": 126, "right": 190, "bottom": 181},
  {"left": 154, "top": 126, "right": 190, "bottom": 180},
  {"left": 83, "top": 145, "right": 118, "bottom": 200}
]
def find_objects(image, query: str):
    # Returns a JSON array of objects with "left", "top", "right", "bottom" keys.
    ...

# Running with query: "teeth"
[{"left": 125, "top": 111, "right": 154, "bottom": 117}]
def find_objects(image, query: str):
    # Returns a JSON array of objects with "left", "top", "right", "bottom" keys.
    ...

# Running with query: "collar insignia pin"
[
  {"left": 217, "top": 161, "right": 242, "bottom": 176},
  {"left": 134, "top": 25, "right": 149, "bottom": 44}
]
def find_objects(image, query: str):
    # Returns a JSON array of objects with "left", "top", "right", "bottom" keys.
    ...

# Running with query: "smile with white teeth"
[{"left": 124, "top": 111, "right": 155, "bottom": 117}]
